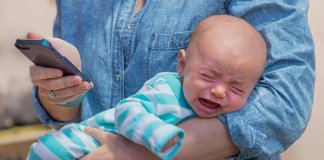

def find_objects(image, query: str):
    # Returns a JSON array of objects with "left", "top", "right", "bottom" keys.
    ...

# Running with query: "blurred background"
[{"left": 0, "top": 0, "right": 322, "bottom": 159}]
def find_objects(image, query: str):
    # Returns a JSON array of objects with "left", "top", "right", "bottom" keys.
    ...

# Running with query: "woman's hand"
[
  {"left": 79, "top": 127, "right": 159, "bottom": 160},
  {"left": 27, "top": 32, "right": 93, "bottom": 121}
]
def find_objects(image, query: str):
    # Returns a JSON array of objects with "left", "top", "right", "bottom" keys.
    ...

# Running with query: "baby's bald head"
[{"left": 187, "top": 15, "right": 267, "bottom": 80}]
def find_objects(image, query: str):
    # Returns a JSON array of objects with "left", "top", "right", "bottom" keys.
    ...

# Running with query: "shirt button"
[
  {"left": 128, "top": 23, "right": 135, "bottom": 30},
  {"left": 116, "top": 74, "right": 121, "bottom": 81},
  {"left": 168, "top": 37, "right": 174, "bottom": 47}
]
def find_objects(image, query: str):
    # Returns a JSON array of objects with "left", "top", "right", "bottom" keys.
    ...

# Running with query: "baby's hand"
[{"left": 161, "top": 135, "right": 179, "bottom": 153}]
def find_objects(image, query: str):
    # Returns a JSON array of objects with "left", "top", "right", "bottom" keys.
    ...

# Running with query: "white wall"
[{"left": 0, "top": 0, "right": 56, "bottom": 128}]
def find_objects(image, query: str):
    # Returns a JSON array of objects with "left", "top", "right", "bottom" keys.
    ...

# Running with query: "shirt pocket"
[{"left": 147, "top": 30, "right": 194, "bottom": 79}]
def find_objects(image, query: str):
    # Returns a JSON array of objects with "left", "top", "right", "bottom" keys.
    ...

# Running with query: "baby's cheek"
[{"left": 229, "top": 96, "right": 247, "bottom": 112}]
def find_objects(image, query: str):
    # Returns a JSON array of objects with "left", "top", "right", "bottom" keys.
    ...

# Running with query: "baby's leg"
[{"left": 27, "top": 123, "right": 99, "bottom": 160}]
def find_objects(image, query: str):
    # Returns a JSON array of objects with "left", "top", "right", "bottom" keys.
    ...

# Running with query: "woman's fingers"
[
  {"left": 30, "top": 64, "right": 94, "bottom": 104},
  {"left": 30, "top": 65, "right": 63, "bottom": 82},
  {"left": 38, "top": 81, "right": 93, "bottom": 99},
  {"left": 36, "top": 75, "right": 83, "bottom": 90},
  {"left": 83, "top": 127, "right": 114, "bottom": 144}
]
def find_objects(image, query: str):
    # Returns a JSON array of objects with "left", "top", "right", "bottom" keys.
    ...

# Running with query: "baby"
[{"left": 28, "top": 15, "right": 267, "bottom": 160}]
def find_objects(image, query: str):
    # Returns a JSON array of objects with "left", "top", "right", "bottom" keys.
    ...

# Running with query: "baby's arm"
[
  {"left": 28, "top": 123, "right": 99, "bottom": 160},
  {"left": 115, "top": 84, "right": 185, "bottom": 160}
]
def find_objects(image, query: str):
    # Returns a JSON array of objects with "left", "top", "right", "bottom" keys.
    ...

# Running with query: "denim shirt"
[{"left": 33, "top": 0, "right": 315, "bottom": 159}]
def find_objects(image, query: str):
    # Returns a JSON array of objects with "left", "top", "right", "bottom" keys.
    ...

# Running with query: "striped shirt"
[{"left": 28, "top": 72, "right": 196, "bottom": 160}]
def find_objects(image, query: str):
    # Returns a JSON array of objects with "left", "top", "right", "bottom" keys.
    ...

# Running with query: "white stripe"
[
  {"left": 156, "top": 104, "right": 194, "bottom": 118},
  {"left": 117, "top": 104, "right": 147, "bottom": 135},
  {"left": 137, "top": 84, "right": 152, "bottom": 93},
  {"left": 32, "top": 142, "right": 61, "bottom": 160},
  {"left": 115, "top": 101, "right": 144, "bottom": 118},
  {"left": 87, "top": 117, "right": 99, "bottom": 128},
  {"left": 152, "top": 83, "right": 174, "bottom": 95},
  {"left": 128, "top": 114, "right": 160, "bottom": 144},
  {"left": 51, "top": 130, "right": 84, "bottom": 158},
  {"left": 103, "top": 108, "right": 116, "bottom": 123},
  {"left": 153, "top": 78, "right": 167, "bottom": 86}
]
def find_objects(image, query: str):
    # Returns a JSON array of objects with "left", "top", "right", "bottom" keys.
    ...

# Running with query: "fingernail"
[
  {"left": 82, "top": 83, "right": 89, "bottom": 90},
  {"left": 73, "top": 78, "right": 81, "bottom": 84},
  {"left": 83, "top": 127, "right": 90, "bottom": 134}
]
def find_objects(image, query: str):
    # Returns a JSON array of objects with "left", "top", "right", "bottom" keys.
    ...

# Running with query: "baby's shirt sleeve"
[
  {"left": 27, "top": 123, "right": 99, "bottom": 160},
  {"left": 28, "top": 106, "right": 117, "bottom": 160},
  {"left": 115, "top": 73, "right": 193, "bottom": 160}
]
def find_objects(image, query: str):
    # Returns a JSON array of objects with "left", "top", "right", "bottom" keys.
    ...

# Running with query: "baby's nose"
[{"left": 210, "top": 85, "right": 226, "bottom": 98}]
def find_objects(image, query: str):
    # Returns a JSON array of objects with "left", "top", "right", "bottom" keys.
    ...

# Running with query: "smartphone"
[{"left": 15, "top": 39, "right": 90, "bottom": 82}]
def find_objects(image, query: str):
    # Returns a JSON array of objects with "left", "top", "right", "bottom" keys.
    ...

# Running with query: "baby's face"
[{"left": 178, "top": 39, "right": 263, "bottom": 118}]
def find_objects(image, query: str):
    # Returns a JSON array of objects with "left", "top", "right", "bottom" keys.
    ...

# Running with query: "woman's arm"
[
  {"left": 174, "top": 117, "right": 238, "bottom": 160},
  {"left": 219, "top": 0, "right": 315, "bottom": 158},
  {"left": 80, "top": 117, "right": 238, "bottom": 160}
]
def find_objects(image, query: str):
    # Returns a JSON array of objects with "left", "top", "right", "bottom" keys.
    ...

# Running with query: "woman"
[{"left": 29, "top": 0, "right": 315, "bottom": 159}]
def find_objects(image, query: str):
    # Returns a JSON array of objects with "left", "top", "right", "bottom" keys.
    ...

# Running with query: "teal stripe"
[
  {"left": 158, "top": 113, "right": 182, "bottom": 124},
  {"left": 116, "top": 108, "right": 130, "bottom": 127},
  {"left": 142, "top": 121, "right": 165, "bottom": 151},
  {"left": 155, "top": 93, "right": 180, "bottom": 106},
  {"left": 131, "top": 93, "right": 155, "bottom": 113},
  {"left": 94, "top": 111, "right": 108, "bottom": 126},
  {"left": 62, "top": 128, "right": 86, "bottom": 148},
  {"left": 116, "top": 108, "right": 148, "bottom": 141},
  {"left": 61, "top": 127, "right": 99, "bottom": 154},
  {"left": 160, "top": 74, "right": 190, "bottom": 107},
  {"left": 102, "top": 122, "right": 116, "bottom": 132},
  {"left": 147, "top": 73, "right": 192, "bottom": 117},
  {"left": 155, "top": 92, "right": 191, "bottom": 112},
  {"left": 119, "top": 93, "right": 155, "bottom": 113},
  {"left": 28, "top": 145, "right": 41, "bottom": 160},
  {"left": 40, "top": 134, "right": 74, "bottom": 159},
  {"left": 124, "top": 112, "right": 146, "bottom": 140}
]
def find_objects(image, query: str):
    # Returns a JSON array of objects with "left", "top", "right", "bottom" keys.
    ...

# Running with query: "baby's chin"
[
  {"left": 196, "top": 112, "right": 220, "bottom": 119},
  {"left": 192, "top": 108, "right": 221, "bottom": 118}
]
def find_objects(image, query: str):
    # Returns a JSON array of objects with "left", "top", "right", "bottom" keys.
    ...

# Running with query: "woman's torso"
[{"left": 55, "top": 0, "right": 226, "bottom": 119}]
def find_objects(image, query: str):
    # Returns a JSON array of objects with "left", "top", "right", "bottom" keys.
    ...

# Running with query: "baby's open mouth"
[{"left": 199, "top": 98, "right": 221, "bottom": 109}]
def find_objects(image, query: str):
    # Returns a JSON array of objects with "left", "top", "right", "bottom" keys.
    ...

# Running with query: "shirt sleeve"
[
  {"left": 219, "top": 0, "right": 315, "bottom": 158},
  {"left": 32, "top": 86, "right": 80, "bottom": 129},
  {"left": 115, "top": 83, "right": 185, "bottom": 160}
]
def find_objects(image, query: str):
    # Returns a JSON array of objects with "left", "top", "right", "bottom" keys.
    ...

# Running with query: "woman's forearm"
[
  {"left": 81, "top": 117, "right": 238, "bottom": 160},
  {"left": 175, "top": 117, "right": 239, "bottom": 160}
]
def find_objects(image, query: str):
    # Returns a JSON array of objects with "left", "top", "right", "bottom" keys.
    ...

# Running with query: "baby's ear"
[{"left": 177, "top": 49, "right": 186, "bottom": 77}]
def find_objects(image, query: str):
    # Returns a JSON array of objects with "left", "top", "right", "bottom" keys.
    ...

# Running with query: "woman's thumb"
[{"left": 83, "top": 127, "right": 107, "bottom": 144}]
